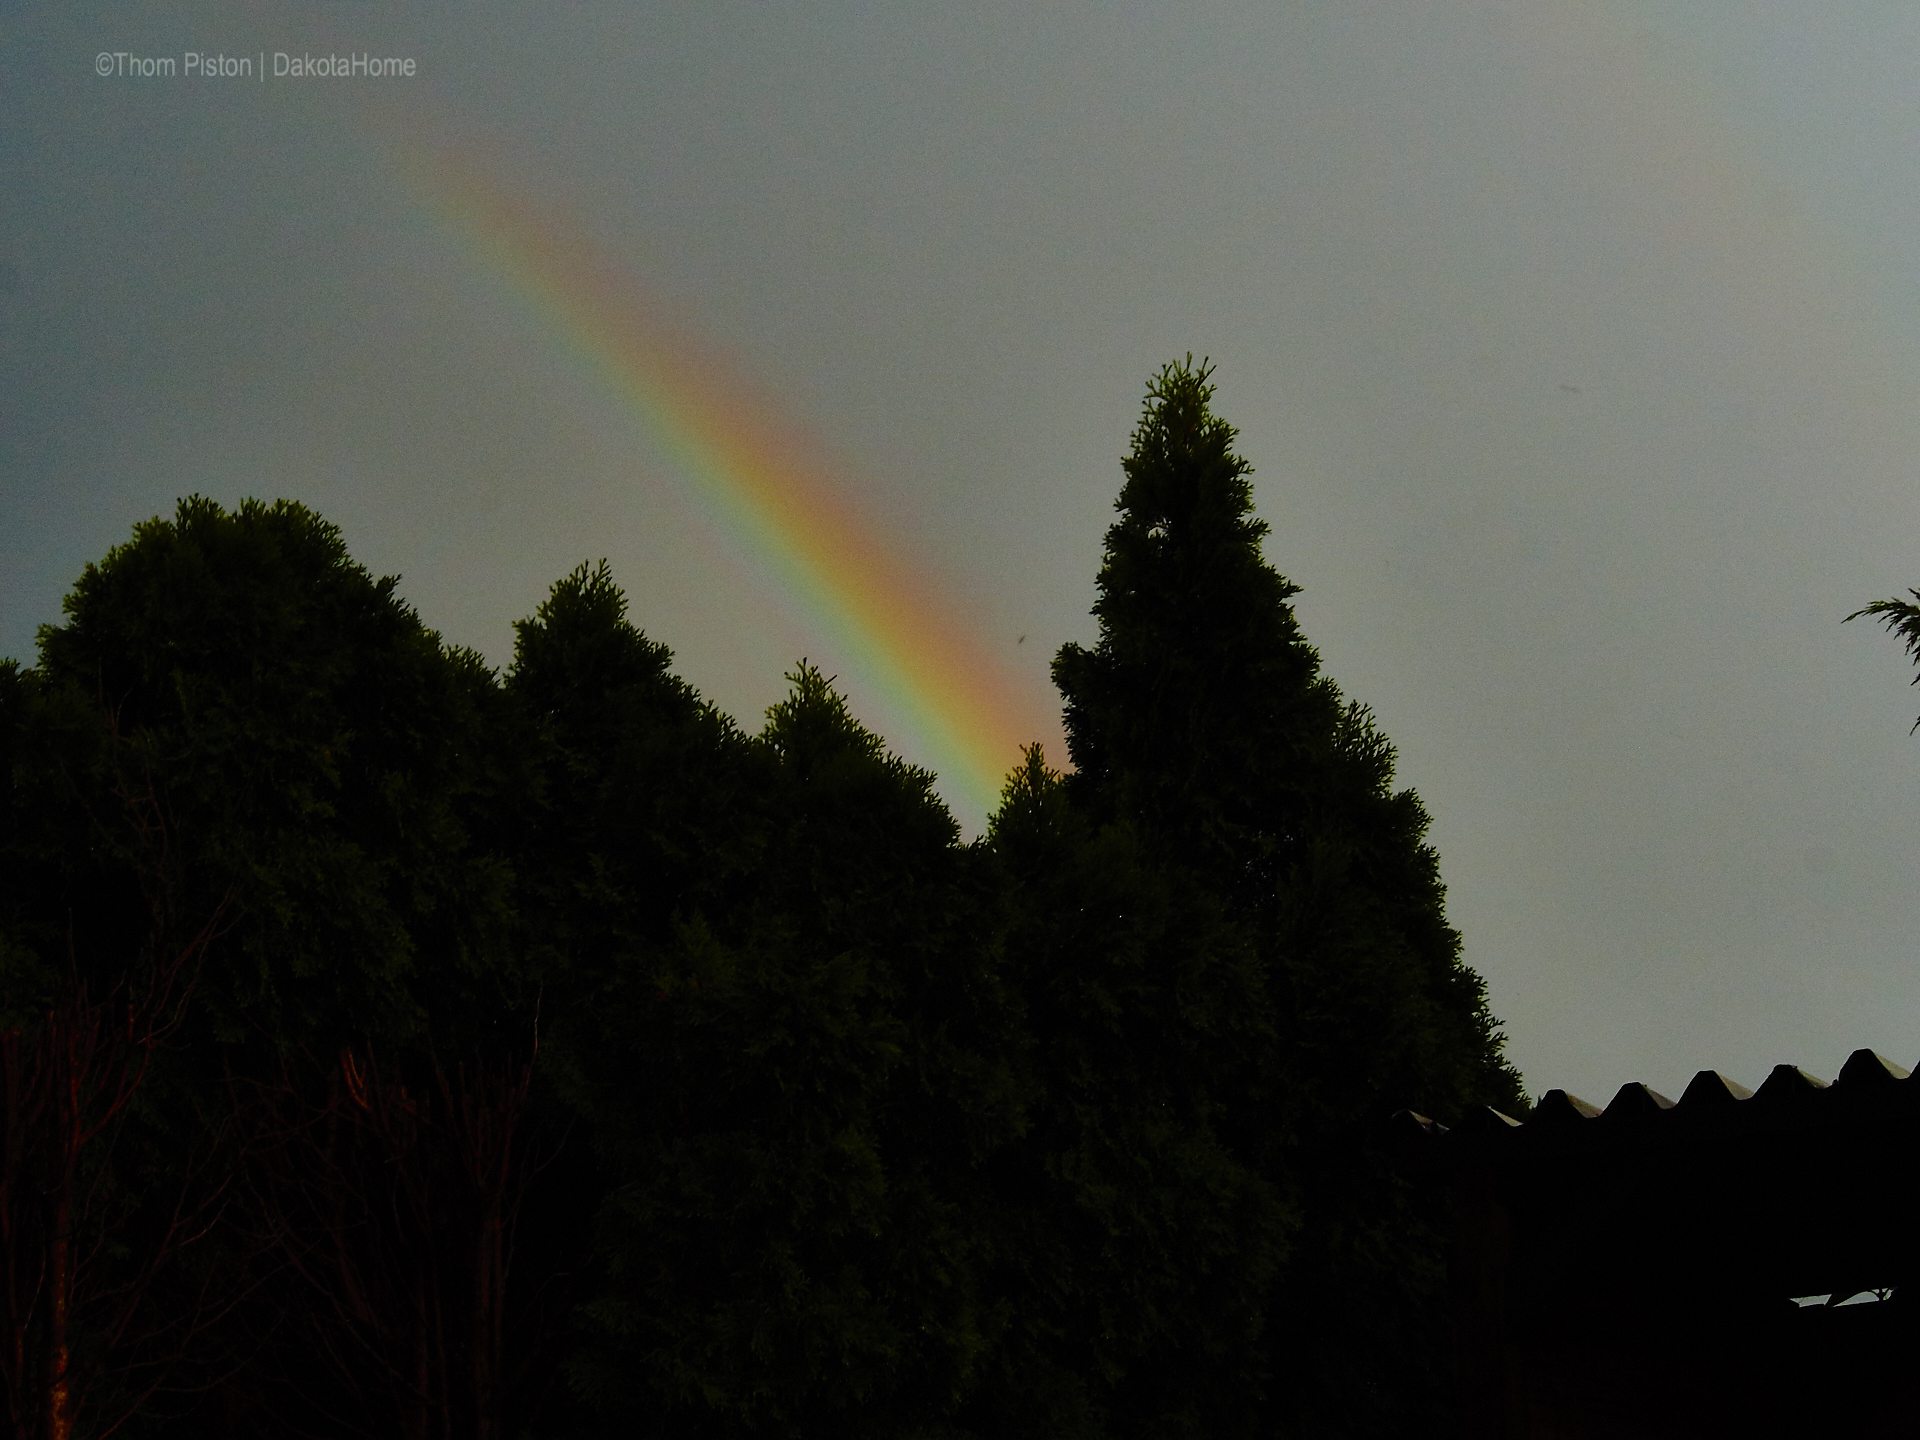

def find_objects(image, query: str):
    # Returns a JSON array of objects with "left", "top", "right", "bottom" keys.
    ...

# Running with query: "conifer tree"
[
  {"left": 978, "top": 747, "right": 1283, "bottom": 1440},
  {"left": 514, "top": 569, "right": 1019, "bottom": 1435},
  {"left": 31, "top": 496, "right": 512, "bottom": 1049},
  {"left": 1052, "top": 359, "right": 1521, "bottom": 1435},
  {"left": 9, "top": 496, "right": 545, "bottom": 1435}
]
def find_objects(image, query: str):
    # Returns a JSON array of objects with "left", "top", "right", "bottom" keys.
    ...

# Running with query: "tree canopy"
[
  {"left": 1052, "top": 358, "right": 1520, "bottom": 1434},
  {"left": 0, "top": 365, "right": 1518, "bottom": 1438}
]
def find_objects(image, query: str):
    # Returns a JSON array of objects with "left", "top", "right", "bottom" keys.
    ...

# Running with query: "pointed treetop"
[{"left": 1053, "top": 358, "right": 1333, "bottom": 856}]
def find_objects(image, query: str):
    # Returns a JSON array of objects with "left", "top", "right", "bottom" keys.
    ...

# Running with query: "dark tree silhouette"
[
  {"left": 0, "top": 672, "right": 235, "bottom": 1440},
  {"left": 1048, "top": 358, "right": 1521, "bottom": 1436},
  {"left": 0, "top": 424, "right": 1525, "bottom": 1437},
  {"left": 977, "top": 745, "right": 1282, "bottom": 1440},
  {"left": 9, "top": 498, "right": 558, "bottom": 1438}
]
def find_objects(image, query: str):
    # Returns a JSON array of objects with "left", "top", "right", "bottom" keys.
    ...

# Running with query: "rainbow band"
[{"left": 416, "top": 150, "right": 1047, "bottom": 818}]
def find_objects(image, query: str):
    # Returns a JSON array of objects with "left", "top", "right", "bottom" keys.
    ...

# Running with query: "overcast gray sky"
[{"left": 6, "top": 0, "right": 1920, "bottom": 1106}]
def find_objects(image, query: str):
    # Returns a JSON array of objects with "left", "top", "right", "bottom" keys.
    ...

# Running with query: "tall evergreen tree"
[{"left": 1051, "top": 359, "right": 1521, "bottom": 1436}]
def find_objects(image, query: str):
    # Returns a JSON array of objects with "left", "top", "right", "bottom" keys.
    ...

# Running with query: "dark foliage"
[
  {"left": 1051, "top": 359, "right": 1521, "bottom": 1435},
  {"left": 0, "top": 367, "right": 1521, "bottom": 1437},
  {"left": 4, "top": 499, "right": 546, "bottom": 1439},
  {"left": 513, "top": 568, "right": 1020, "bottom": 1433},
  {"left": 971, "top": 747, "right": 1284, "bottom": 1440},
  {"left": 1847, "top": 590, "right": 1920, "bottom": 731}
]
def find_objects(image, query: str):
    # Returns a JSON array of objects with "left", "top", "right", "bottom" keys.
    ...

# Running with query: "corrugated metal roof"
[
  {"left": 1406, "top": 1048, "right": 1920, "bottom": 1437},
  {"left": 1397, "top": 1047, "right": 1914, "bottom": 1156}
]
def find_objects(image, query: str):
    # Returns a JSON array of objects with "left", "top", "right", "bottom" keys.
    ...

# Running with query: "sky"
[{"left": 6, "top": 1, "right": 1920, "bottom": 1106}]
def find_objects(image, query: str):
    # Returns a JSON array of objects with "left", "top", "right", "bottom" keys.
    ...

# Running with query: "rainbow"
[{"left": 410, "top": 148, "right": 1053, "bottom": 819}]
